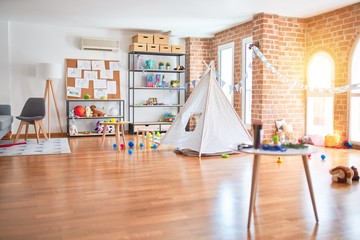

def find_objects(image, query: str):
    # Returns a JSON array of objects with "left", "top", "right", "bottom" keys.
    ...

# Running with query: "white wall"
[
  {"left": 8, "top": 22, "right": 134, "bottom": 133},
  {"left": 0, "top": 21, "right": 10, "bottom": 103},
  {"left": 4, "top": 21, "right": 184, "bottom": 134}
]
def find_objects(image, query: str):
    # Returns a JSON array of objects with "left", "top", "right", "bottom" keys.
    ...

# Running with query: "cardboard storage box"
[
  {"left": 147, "top": 44, "right": 160, "bottom": 52},
  {"left": 159, "top": 44, "right": 172, "bottom": 53},
  {"left": 154, "top": 34, "right": 169, "bottom": 45},
  {"left": 171, "top": 45, "right": 184, "bottom": 53},
  {"left": 129, "top": 43, "right": 147, "bottom": 52},
  {"left": 132, "top": 34, "right": 153, "bottom": 44}
]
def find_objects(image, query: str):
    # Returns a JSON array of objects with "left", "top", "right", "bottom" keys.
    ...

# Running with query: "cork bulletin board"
[{"left": 65, "top": 58, "right": 120, "bottom": 100}]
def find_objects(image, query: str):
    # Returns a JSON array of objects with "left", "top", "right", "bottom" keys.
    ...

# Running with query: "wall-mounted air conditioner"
[{"left": 81, "top": 37, "right": 120, "bottom": 51}]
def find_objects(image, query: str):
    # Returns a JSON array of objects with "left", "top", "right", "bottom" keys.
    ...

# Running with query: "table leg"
[
  {"left": 120, "top": 124, "right": 126, "bottom": 146},
  {"left": 101, "top": 125, "right": 107, "bottom": 148},
  {"left": 115, "top": 125, "right": 120, "bottom": 151},
  {"left": 302, "top": 155, "right": 319, "bottom": 223},
  {"left": 247, "top": 154, "right": 260, "bottom": 229}
]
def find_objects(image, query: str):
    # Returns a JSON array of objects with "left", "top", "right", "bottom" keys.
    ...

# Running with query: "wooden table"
[
  {"left": 100, "top": 121, "right": 129, "bottom": 151},
  {"left": 239, "top": 147, "right": 319, "bottom": 229}
]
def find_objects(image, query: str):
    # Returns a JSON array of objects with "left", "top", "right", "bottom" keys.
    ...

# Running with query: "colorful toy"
[
  {"left": 109, "top": 118, "right": 116, "bottom": 123},
  {"left": 325, "top": 134, "right": 340, "bottom": 147},
  {"left": 84, "top": 93, "right": 91, "bottom": 99},
  {"left": 277, "top": 156, "right": 283, "bottom": 163},
  {"left": 128, "top": 149, "right": 133, "bottom": 155},
  {"left": 147, "top": 75, "right": 154, "bottom": 87},
  {"left": 90, "top": 105, "right": 105, "bottom": 117},
  {"left": 139, "top": 142, "right": 144, "bottom": 148},
  {"left": 273, "top": 135, "right": 279, "bottom": 145},
  {"left": 307, "top": 154, "right": 311, "bottom": 159},
  {"left": 342, "top": 140, "right": 353, "bottom": 149},
  {"left": 74, "top": 105, "right": 85, "bottom": 117},
  {"left": 329, "top": 166, "right": 359, "bottom": 184},
  {"left": 128, "top": 141, "right": 135, "bottom": 148},
  {"left": 164, "top": 113, "right": 176, "bottom": 122},
  {"left": 152, "top": 143, "right": 157, "bottom": 149},
  {"left": 120, "top": 143, "right": 125, "bottom": 149},
  {"left": 113, "top": 143, "right": 117, "bottom": 149},
  {"left": 221, "top": 154, "right": 229, "bottom": 158},
  {"left": 321, "top": 154, "right": 326, "bottom": 160}
]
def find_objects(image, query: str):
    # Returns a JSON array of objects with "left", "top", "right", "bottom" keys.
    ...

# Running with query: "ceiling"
[{"left": 0, "top": 0, "right": 358, "bottom": 37}]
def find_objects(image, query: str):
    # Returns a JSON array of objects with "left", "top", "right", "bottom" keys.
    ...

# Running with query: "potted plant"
[
  {"left": 166, "top": 62, "right": 171, "bottom": 70},
  {"left": 159, "top": 62, "right": 164, "bottom": 70}
]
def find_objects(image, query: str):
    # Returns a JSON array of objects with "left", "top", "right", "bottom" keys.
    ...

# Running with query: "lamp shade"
[{"left": 36, "top": 63, "right": 62, "bottom": 79}]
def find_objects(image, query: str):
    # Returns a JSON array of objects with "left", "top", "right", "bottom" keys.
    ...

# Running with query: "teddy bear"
[
  {"left": 329, "top": 165, "right": 359, "bottom": 184},
  {"left": 90, "top": 105, "right": 104, "bottom": 117}
]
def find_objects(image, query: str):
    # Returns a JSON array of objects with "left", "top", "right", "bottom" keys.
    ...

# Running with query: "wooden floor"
[{"left": 0, "top": 135, "right": 359, "bottom": 240}]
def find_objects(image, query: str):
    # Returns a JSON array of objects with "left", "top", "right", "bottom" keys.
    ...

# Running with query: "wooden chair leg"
[
  {"left": 34, "top": 120, "right": 40, "bottom": 143},
  {"left": 25, "top": 123, "right": 29, "bottom": 140},
  {"left": 39, "top": 120, "right": 48, "bottom": 140},
  {"left": 14, "top": 121, "right": 25, "bottom": 143}
]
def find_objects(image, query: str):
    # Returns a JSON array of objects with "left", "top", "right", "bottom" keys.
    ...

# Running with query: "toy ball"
[
  {"left": 342, "top": 140, "right": 353, "bottom": 149},
  {"left": 113, "top": 143, "right": 117, "bottom": 149},
  {"left": 277, "top": 156, "right": 283, "bottom": 163},
  {"left": 120, "top": 143, "right": 125, "bottom": 149},
  {"left": 128, "top": 149, "right": 133, "bottom": 155},
  {"left": 221, "top": 154, "right": 229, "bottom": 158},
  {"left": 74, "top": 105, "right": 85, "bottom": 117},
  {"left": 139, "top": 142, "right": 144, "bottom": 148},
  {"left": 128, "top": 141, "right": 135, "bottom": 148},
  {"left": 321, "top": 154, "right": 326, "bottom": 160},
  {"left": 307, "top": 154, "right": 311, "bottom": 159},
  {"left": 152, "top": 143, "right": 157, "bottom": 149}
]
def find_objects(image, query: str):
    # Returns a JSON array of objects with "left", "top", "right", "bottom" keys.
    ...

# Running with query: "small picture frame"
[{"left": 275, "top": 119, "right": 287, "bottom": 132}]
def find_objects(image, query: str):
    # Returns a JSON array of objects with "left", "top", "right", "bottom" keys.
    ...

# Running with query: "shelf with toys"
[
  {"left": 128, "top": 51, "right": 186, "bottom": 134},
  {"left": 66, "top": 99, "right": 125, "bottom": 137}
]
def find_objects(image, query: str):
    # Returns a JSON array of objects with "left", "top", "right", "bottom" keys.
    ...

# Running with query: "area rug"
[{"left": 0, "top": 138, "right": 70, "bottom": 157}]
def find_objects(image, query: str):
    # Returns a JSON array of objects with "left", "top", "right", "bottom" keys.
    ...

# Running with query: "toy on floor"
[
  {"left": 128, "top": 149, "right": 133, "bottom": 155},
  {"left": 325, "top": 134, "right": 340, "bottom": 147},
  {"left": 307, "top": 154, "right": 311, "bottom": 159},
  {"left": 342, "top": 140, "right": 353, "bottom": 149},
  {"left": 329, "top": 166, "right": 359, "bottom": 184},
  {"left": 321, "top": 154, "right": 326, "bottom": 160},
  {"left": 277, "top": 156, "right": 283, "bottom": 163},
  {"left": 120, "top": 143, "right": 125, "bottom": 150},
  {"left": 113, "top": 143, "right": 117, "bottom": 149},
  {"left": 221, "top": 154, "right": 229, "bottom": 158},
  {"left": 139, "top": 142, "right": 144, "bottom": 148},
  {"left": 128, "top": 141, "right": 135, "bottom": 148}
]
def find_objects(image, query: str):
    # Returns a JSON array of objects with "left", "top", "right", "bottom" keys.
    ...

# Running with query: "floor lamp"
[{"left": 36, "top": 63, "right": 64, "bottom": 138}]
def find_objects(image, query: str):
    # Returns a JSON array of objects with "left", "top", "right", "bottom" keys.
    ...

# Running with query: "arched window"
[
  {"left": 306, "top": 52, "right": 334, "bottom": 136},
  {"left": 349, "top": 39, "right": 360, "bottom": 143}
]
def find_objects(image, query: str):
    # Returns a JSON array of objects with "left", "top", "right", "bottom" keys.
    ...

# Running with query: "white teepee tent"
[{"left": 161, "top": 61, "right": 253, "bottom": 156}]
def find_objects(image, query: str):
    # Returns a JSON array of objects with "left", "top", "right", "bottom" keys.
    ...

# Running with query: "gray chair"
[{"left": 14, "top": 98, "right": 48, "bottom": 143}]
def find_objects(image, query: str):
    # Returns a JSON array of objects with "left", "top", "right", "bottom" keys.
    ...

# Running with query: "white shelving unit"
[{"left": 128, "top": 51, "right": 186, "bottom": 134}]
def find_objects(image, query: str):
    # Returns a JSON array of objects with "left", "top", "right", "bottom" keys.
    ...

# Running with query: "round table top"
[{"left": 239, "top": 146, "right": 317, "bottom": 156}]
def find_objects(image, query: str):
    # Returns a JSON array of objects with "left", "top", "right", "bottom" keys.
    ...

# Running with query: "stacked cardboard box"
[{"left": 129, "top": 33, "right": 184, "bottom": 53}]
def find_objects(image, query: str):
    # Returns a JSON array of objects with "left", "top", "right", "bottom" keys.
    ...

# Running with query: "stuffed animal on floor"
[
  {"left": 90, "top": 105, "right": 105, "bottom": 117},
  {"left": 329, "top": 165, "right": 359, "bottom": 184}
]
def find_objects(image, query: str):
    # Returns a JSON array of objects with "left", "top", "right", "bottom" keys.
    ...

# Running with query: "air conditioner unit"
[{"left": 81, "top": 37, "right": 120, "bottom": 51}]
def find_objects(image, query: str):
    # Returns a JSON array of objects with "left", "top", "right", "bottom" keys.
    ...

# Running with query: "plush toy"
[
  {"left": 325, "top": 134, "right": 340, "bottom": 147},
  {"left": 329, "top": 165, "right": 359, "bottom": 184},
  {"left": 85, "top": 106, "right": 92, "bottom": 117},
  {"left": 69, "top": 125, "right": 78, "bottom": 136},
  {"left": 94, "top": 121, "right": 105, "bottom": 134},
  {"left": 90, "top": 105, "right": 105, "bottom": 117}
]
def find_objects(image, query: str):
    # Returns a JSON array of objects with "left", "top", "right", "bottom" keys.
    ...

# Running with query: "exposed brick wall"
[
  {"left": 185, "top": 2, "right": 359, "bottom": 141},
  {"left": 305, "top": 3, "right": 360, "bottom": 140},
  {"left": 185, "top": 38, "right": 212, "bottom": 97}
]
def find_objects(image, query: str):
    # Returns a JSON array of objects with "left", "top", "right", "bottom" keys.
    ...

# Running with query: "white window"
[
  {"left": 218, "top": 42, "right": 234, "bottom": 105},
  {"left": 349, "top": 39, "right": 360, "bottom": 143},
  {"left": 242, "top": 37, "right": 253, "bottom": 125},
  {"left": 306, "top": 52, "right": 334, "bottom": 136}
]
